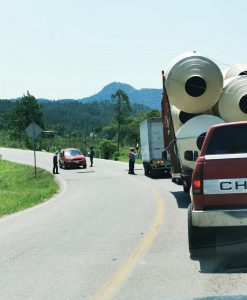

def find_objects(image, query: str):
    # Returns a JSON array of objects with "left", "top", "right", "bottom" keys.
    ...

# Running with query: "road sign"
[
  {"left": 25, "top": 122, "right": 43, "bottom": 177},
  {"left": 25, "top": 122, "right": 43, "bottom": 139}
]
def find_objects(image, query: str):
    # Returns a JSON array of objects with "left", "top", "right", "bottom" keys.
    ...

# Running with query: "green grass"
[{"left": 0, "top": 160, "right": 59, "bottom": 217}]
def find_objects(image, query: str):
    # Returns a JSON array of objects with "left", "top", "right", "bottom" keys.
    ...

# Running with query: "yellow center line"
[{"left": 91, "top": 183, "right": 165, "bottom": 300}]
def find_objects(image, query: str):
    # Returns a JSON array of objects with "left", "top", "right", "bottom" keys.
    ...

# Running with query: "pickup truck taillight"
[{"left": 192, "top": 156, "right": 204, "bottom": 194}]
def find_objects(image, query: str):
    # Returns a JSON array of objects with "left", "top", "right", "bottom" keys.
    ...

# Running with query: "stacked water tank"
[{"left": 165, "top": 52, "right": 247, "bottom": 170}]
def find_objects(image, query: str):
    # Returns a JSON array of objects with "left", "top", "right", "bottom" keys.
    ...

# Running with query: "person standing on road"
[
  {"left": 89, "top": 146, "right": 95, "bottom": 167},
  {"left": 128, "top": 147, "right": 137, "bottom": 175},
  {"left": 53, "top": 151, "right": 59, "bottom": 174}
]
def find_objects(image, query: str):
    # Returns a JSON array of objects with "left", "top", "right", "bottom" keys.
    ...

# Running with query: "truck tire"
[
  {"left": 183, "top": 182, "right": 190, "bottom": 193},
  {"left": 144, "top": 164, "right": 149, "bottom": 175},
  {"left": 188, "top": 204, "right": 216, "bottom": 258},
  {"left": 143, "top": 163, "right": 149, "bottom": 176},
  {"left": 149, "top": 168, "right": 155, "bottom": 178},
  {"left": 183, "top": 176, "right": 191, "bottom": 193}
]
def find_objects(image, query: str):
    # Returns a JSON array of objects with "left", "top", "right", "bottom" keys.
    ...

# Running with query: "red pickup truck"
[{"left": 188, "top": 121, "right": 247, "bottom": 255}]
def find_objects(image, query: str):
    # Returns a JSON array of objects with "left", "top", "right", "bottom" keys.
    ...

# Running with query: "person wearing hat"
[
  {"left": 128, "top": 147, "right": 137, "bottom": 175},
  {"left": 53, "top": 151, "right": 59, "bottom": 174}
]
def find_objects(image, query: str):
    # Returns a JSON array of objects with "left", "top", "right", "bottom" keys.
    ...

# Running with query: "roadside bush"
[
  {"left": 99, "top": 139, "right": 117, "bottom": 159},
  {"left": 113, "top": 151, "right": 120, "bottom": 161}
]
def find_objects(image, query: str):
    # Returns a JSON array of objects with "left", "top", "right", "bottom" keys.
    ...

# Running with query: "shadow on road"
[
  {"left": 125, "top": 169, "right": 170, "bottom": 180},
  {"left": 192, "top": 227, "right": 247, "bottom": 273},
  {"left": 171, "top": 191, "right": 190, "bottom": 209},
  {"left": 144, "top": 173, "right": 171, "bottom": 180},
  {"left": 77, "top": 171, "right": 95, "bottom": 174},
  {"left": 125, "top": 169, "right": 143, "bottom": 172}
]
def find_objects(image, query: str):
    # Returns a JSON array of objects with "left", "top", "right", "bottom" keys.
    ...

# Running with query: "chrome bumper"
[{"left": 192, "top": 209, "right": 247, "bottom": 227}]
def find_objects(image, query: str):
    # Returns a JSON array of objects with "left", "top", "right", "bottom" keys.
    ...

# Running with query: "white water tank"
[
  {"left": 218, "top": 76, "right": 247, "bottom": 122},
  {"left": 171, "top": 105, "right": 197, "bottom": 132},
  {"left": 176, "top": 115, "right": 225, "bottom": 170},
  {"left": 224, "top": 64, "right": 247, "bottom": 79},
  {"left": 165, "top": 52, "right": 223, "bottom": 113}
]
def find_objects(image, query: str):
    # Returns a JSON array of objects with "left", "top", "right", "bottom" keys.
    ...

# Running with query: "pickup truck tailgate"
[{"left": 202, "top": 154, "right": 247, "bottom": 208}]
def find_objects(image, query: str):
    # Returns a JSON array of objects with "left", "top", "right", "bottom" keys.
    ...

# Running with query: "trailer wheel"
[
  {"left": 183, "top": 177, "right": 191, "bottom": 193},
  {"left": 149, "top": 168, "right": 155, "bottom": 178},
  {"left": 143, "top": 163, "right": 149, "bottom": 176},
  {"left": 183, "top": 182, "right": 190, "bottom": 193},
  {"left": 144, "top": 168, "right": 149, "bottom": 176}
]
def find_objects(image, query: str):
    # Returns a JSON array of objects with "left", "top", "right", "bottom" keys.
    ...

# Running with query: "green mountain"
[
  {"left": 2, "top": 82, "right": 162, "bottom": 110},
  {"left": 78, "top": 82, "right": 162, "bottom": 110}
]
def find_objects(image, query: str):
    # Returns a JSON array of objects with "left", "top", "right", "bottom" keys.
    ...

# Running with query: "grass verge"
[{"left": 0, "top": 160, "right": 59, "bottom": 217}]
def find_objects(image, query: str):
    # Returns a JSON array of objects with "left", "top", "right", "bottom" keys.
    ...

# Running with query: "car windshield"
[
  {"left": 206, "top": 124, "right": 247, "bottom": 155},
  {"left": 65, "top": 149, "right": 81, "bottom": 156}
]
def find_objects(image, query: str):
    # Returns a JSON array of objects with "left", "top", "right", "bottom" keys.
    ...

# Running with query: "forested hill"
[
  {"left": 78, "top": 82, "right": 162, "bottom": 110},
  {"left": 0, "top": 92, "right": 160, "bottom": 153},
  {"left": 41, "top": 101, "right": 149, "bottom": 134},
  {"left": 0, "top": 99, "right": 150, "bottom": 134},
  {"left": 0, "top": 82, "right": 161, "bottom": 137}
]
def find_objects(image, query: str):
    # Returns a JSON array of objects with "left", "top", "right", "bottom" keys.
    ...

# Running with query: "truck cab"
[{"left": 188, "top": 121, "right": 247, "bottom": 254}]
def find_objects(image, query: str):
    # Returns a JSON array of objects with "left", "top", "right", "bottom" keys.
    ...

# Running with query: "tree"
[
  {"left": 10, "top": 91, "right": 43, "bottom": 133},
  {"left": 101, "top": 123, "right": 117, "bottom": 140},
  {"left": 142, "top": 109, "right": 161, "bottom": 119},
  {"left": 111, "top": 89, "right": 132, "bottom": 150}
]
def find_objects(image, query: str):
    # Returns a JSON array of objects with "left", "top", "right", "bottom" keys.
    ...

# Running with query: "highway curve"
[{"left": 1, "top": 148, "right": 247, "bottom": 300}]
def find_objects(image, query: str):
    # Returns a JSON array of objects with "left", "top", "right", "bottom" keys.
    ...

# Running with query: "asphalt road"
[{"left": 1, "top": 148, "right": 247, "bottom": 300}]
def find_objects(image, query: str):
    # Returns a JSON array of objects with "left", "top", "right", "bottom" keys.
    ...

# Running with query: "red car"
[{"left": 59, "top": 148, "right": 87, "bottom": 169}]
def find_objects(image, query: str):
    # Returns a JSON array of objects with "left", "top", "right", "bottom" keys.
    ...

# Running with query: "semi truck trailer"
[{"left": 140, "top": 117, "right": 171, "bottom": 177}]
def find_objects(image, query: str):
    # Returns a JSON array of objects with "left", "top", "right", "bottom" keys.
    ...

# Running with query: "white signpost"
[{"left": 25, "top": 122, "right": 43, "bottom": 177}]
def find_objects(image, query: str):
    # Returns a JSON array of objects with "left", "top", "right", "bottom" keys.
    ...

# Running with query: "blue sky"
[{"left": 0, "top": 0, "right": 246, "bottom": 99}]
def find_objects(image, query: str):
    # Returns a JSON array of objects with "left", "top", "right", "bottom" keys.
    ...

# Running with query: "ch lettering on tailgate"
[{"left": 204, "top": 178, "right": 247, "bottom": 194}]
